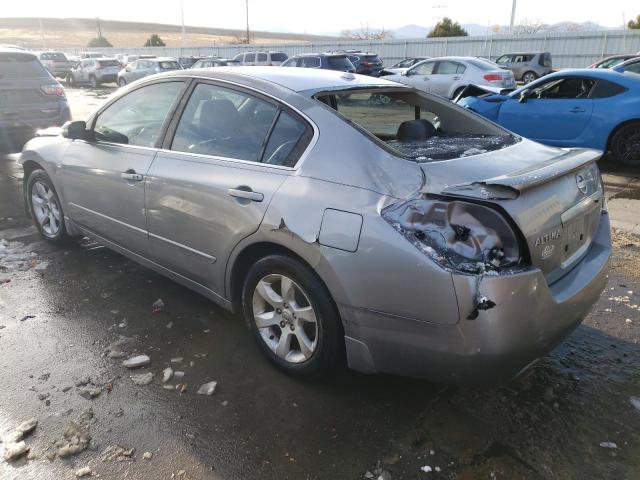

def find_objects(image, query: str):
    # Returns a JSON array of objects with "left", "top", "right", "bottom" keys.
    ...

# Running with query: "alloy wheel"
[
  {"left": 31, "top": 181, "right": 62, "bottom": 237},
  {"left": 616, "top": 125, "right": 640, "bottom": 166},
  {"left": 252, "top": 273, "right": 318, "bottom": 363}
]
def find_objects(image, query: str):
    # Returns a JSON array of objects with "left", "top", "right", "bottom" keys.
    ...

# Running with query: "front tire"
[
  {"left": 89, "top": 75, "right": 98, "bottom": 88},
  {"left": 522, "top": 71, "right": 537, "bottom": 84},
  {"left": 242, "top": 254, "right": 342, "bottom": 377},
  {"left": 26, "top": 169, "right": 69, "bottom": 243},
  {"left": 118, "top": 77, "right": 127, "bottom": 87},
  {"left": 611, "top": 122, "right": 640, "bottom": 166}
]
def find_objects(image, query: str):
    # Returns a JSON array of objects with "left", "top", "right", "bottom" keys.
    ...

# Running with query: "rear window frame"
[{"left": 0, "top": 52, "right": 50, "bottom": 78}]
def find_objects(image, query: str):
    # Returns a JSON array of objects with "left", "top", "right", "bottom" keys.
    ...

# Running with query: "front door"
[
  {"left": 145, "top": 81, "right": 312, "bottom": 296},
  {"left": 60, "top": 81, "right": 185, "bottom": 255},
  {"left": 403, "top": 60, "right": 436, "bottom": 93},
  {"left": 499, "top": 77, "right": 594, "bottom": 144}
]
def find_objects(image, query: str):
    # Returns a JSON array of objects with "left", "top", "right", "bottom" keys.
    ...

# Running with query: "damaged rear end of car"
[{"left": 311, "top": 85, "right": 611, "bottom": 383}]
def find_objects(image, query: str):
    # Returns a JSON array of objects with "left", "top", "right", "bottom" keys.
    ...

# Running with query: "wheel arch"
[{"left": 606, "top": 118, "right": 640, "bottom": 151}]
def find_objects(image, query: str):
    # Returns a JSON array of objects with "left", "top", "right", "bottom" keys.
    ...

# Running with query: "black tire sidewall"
[
  {"left": 241, "top": 254, "right": 341, "bottom": 377},
  {"left": 118, "top": 78, "right": 126, "bottom": 87},
  {"left": 90, "top": 76, "right": 97, "bottom": 88},
  {"left": 26, "top": 169, "right": 69, "bottom": 243},
  {"left": 612, "top": 123, "right": 640, "bottom": 166}
]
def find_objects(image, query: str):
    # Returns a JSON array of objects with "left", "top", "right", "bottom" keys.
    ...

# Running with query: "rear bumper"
[
  {"left": 343, "top": 211, "right": 611, "bottom": 384},
  {"left": 0, "top": 104, "right": 71, "bottom": 147},
  {"left": 96, "top": 74, "right": 117, "bottom": 83}
]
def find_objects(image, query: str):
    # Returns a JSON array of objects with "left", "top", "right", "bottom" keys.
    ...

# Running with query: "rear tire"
[
  {"left": 26, "top": 169, "right": 70, "bottom": 243},
  {"left": 611, "top": 122, "right": 640, "bottom": 167},
  {"left": 67, "top": 74, "right": 76, "bottom": 87},
  {"left": 89, "top": 75, "right": 98, "bottom": 88},
  {"left": 118, "top": 77, "right": 127, "bottom": 87},
  {"left": 522, "top": 71, "right": 537, "bottom": 84},
  {"left": 242, "top": 254, "right": 342, "bottom": 378}
]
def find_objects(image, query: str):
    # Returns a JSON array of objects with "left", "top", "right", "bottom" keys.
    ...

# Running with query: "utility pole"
[
  {"left": 96, "top": 17, "right": 102, "bottom": 38},
  {"left": 245, "top": 0, "right": 250, "bottom": 44},
  {"left": 180, "top": 0, "right": 186, "bottom": 52},
  {"left": 39, "top": 18, "right": 46, "bottom": 49},
  {"left": 509, "top": 0, "right": 517, "bottom": 33}
]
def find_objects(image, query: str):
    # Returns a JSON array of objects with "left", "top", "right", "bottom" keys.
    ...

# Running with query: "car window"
[
  {"left": 495, "top": 55, "right": 512, "bottom": 64},
  {"left": 436, "top": 61, "right": 465, "bottom": 75},
  {"left": 93, "top": 82, "right": 184, "bottom": 147},
  {"left": 171, "top": 83, "right": 279, "bottom": 162},
  {"left": 0, "top": 53, "right": 49, "bottom": 78},
  {"left": 396, "top": 58, "right": 415, "bottom": 68},
  {"left": 301, "top": 56, "right": 320, "bottom": 68},
  {"left": 270, "top": 53, "right": 288, "bottom": 62},
  {"left": 590, "top": 79, "right": 628, "bottom": 98},
  {"left": 281, "top": 58, "right": 296, "bottom": 67},
  {"left": 413, "top": 61, "right": 435, "bottom": 75},
  {"left": 233, "top": 53, "right": 243, "bottom": 61},
  {"left": 327, "top": 55, "right": 353, "bottom": 70},
  {"left": 530, "top": 77, "right": 595, "bottom": 99},
  {"left": 262, "top": 110, "right": 312, "bottom": 166},
  {"left": 98, "top": 60, "right": 120, "bottom": 68},
  {"left": 159, "top": 61, "right": 180, "bottom": 70},
  {"left": 245, "top": 53, "right": 255, "bottom": 62},
  {"left": 626, "top": 63, "right": 640, "bottom": 74},
  {"left": 257, "top": 53, "right": 268, "bottom": 62}
]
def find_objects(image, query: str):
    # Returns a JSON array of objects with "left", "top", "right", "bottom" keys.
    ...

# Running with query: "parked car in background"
[
  {"left": 386, "top": 56, "right": 515, "bottom": 99},
  {"left": 458, "top": 69, "right": 640, "bottom": 165},
  {"left": 340, "top": 51, "right": 383, "bottom": 76},
  {"left": 117, "top": 57, "right": 182, "bottom": 86},
  {"left": 281, "top": 53, "right": 355, "bottom": 72},
  {"left": 67, "top": 58, "right": 122, "bottom": 87},
  {"left": 80, "top": 52, "right": 106, "bottom": 59},
  {"left": 495, "top": 52, "right": 552, "bottom": 84},
  {"left": 232, "top": 51, "right": 288, "bottom": 66},
  {"left": 19, "top": 67, "right": 610, "bottom": 383},
  {"left": 379, "top": 56, "right": 430, "bottom": 75},
  {"left": 35, "top": 51, "right": 73, "bottom": 78},
  {"left": 178, "top": 56, "right": 204, "bottom": 69},
  {"left": 0, "top": 44, "right": 26, "bottom": 50},
  {"left": 0, "top": 47, "right": 70, "bottom": 151},
  {"left": 191, "top": 57, "right": 239, "bottom": 68},
  {"left": 121, "top": 54, "right": 156, "bottom": 65},
  {"left": 613, "top": 57, "right": 640, "bottom": 75},
  {"left": 589, "top": 54, "right": 639, "bottom": 69}
]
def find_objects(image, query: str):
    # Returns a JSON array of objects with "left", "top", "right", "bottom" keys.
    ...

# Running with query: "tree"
[
  {"left": 629, "top": 15, "right": 640, "bottom": 29},
  {"left": 513, "top": 17, "right": 548, "bottom": 35},
  {"left": 144, "top": 34, "right": 166, "bottom": 47},
  {"left": 87, "top": 36, "right": 112, "bottom": 48},
  {"left": 341, "top": 24, "right": 394, "bottom": 40},
  {"left": 427, "top": 17, "right": 468, "bottom": 38}
]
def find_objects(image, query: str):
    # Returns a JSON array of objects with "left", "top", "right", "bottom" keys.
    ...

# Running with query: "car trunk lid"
[{"left": 420, "top": 140, "right": 605, "bottom": 283}]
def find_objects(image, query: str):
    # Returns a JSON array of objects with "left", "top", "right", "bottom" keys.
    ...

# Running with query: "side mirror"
[
  {"left": 125, "top": 67, "right": 131, "bottom": 72},
  {"left": 62, "top": 121, "right": 88, "bottom": 140},
  {"left": 518, "top": 89, "right": 531, "bottom": 103}
]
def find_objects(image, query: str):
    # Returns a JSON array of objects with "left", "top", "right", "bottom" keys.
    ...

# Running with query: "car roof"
[
  {"left": 535, "top": 68, "right": 640, "bottom": 87},
  {"left": 0, "top": 47, "right": 37, "bottom": 57},
  {"left": 163, "top": 66, "right": 403, "bottom": 93},
  {"left": 292, "top": 53, "right": 348, "bottom": 57},
  {"left": 619, "top": 57, "right": 640, "bottom": 66}
]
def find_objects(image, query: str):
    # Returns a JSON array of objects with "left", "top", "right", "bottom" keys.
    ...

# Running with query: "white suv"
[{"left": 232, "top": 51, "right": 288, "bottom": 66}]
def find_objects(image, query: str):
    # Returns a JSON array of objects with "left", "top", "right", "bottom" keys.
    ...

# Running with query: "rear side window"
[
  {"left": 0, "top": 53, "right": 49, "bottom": 78},
  {"left": 364, "top": 55, "right": 381, "bottom": 63},
  {"left": 436, "top": 61, "right": 465, "bottom": 74},
  {"left": 590, "top": 79, "right": 628, "bottom": 98},
  {"left": 257, "top": 53, "right": 268, "bottom": 62},
  {"left": 159, "top": 61, "right": 180, "bottom": 69},
  {"left": 245, "top": 53, "right": 255, "bottom": 62},
  {"left": 93, "top": 82, "right": 183, "bottom": 147},
  {"left": 270, "top": 53, "right": 288, "bottom": 62},
  {"left": 262, "top": 111, "right": 312, "bottom": 166},
  {"left": 327, "top": 56, "right": 353, "bottom": 70},
  {"left": 626, "top": 63, "right": 640, "bottom": 74},
  {"left": 301, "top": 56, "right": 320, "bottom": 68}
]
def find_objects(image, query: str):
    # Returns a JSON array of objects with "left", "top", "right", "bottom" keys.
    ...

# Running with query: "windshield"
[
  {"left": 314, "top": 89, "right": 516, "bottom": 162},
  {"left": 0, "top": 53, "right": 49, "bottom": 78},
  {"left": 468, "top": 59, "right": 500, "bottom": 71},
  {"left": 327, "top": 56, "right": 353, "bottom": 69}
]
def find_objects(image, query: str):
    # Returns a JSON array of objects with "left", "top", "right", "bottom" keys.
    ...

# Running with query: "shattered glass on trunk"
[{"left": 387, "top": 134, "right": 517, "bottom": 162}]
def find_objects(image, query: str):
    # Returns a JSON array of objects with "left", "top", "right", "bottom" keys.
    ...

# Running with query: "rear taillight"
[
  {"left": 483, "top": 74, "right": 504, "bottom": 81},
  {"left": 41, "top": 84, "right": 65, "bottom": 97}
]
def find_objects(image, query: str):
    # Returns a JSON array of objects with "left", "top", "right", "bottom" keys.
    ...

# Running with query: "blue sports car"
[{"left": 457, "top": 69, "right": 640, "bottom": 166}]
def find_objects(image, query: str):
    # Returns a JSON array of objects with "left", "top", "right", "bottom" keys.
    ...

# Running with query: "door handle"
[
  {"left": 228, "top": 188, "right": 264, "bottom": 202},
  {"left": 453, "top": 76, "right": 461, "bottom": 80},
  {"left": 121, "top": 171, "right": 144, "bottom": 181},
  {"left": 570, "top": 107, "right": 586, "bottom": 113}
]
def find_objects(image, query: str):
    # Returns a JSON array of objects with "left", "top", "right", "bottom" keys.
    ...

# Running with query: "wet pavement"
[{"left": 0, "top": 87, "right": 639, "bottom": 480}]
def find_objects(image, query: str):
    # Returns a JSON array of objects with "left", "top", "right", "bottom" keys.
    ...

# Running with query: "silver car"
[
  {"left": 495, "top": 52, "right": 553, "bottom": 84},
  {"left": 117, "top": 58, "right": 182, "bottom": 86},
  {"left": 19, "top": 67, "right": 610, "bottom": 383},
  {"left": 386, "top": 56, "right": 516, "bottom": 99}
]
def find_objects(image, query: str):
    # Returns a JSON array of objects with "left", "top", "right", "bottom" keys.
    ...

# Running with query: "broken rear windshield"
[{"left": 315, "top": 90, "right": 517, "bottom": 162}]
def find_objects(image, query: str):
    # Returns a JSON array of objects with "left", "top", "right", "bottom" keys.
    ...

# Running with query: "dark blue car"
[{"left": 457, "top": 69, "right": 640, "bottom": 166}]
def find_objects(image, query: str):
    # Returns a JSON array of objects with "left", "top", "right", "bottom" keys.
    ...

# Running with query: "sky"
[{"left": 1, "top": 0, "right": 638, "bottom": 33}]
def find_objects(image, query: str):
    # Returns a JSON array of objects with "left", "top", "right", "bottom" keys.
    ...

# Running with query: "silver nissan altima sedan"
[{"left": 19, "top": 67, "right": 611, "bottom": 383}]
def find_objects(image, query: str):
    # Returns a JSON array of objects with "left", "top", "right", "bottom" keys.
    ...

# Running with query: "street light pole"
[
  {"left": 246, "top": 0, "right": 250, "bottom": 44},
  {"left": 180, "top": 0, "right": 186, "bottom": 52},
  {"left": 509, "top": 0, "right": 517, "bottom": 33}
]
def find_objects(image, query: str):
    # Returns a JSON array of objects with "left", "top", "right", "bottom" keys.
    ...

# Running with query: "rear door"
[
  {"left": 145, "top": 81, "right": 313, "bottom": 295},
  {"left": 60, "top": 81, "right": 186, "bottom": 255},
  {"left": 429, "top": 60, "right": 466, "bottom": 98},
  {"left": 498, "top": 76, "right": 594, "bottom": 144}
]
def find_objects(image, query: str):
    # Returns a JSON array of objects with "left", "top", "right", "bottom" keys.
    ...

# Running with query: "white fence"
[{"left": 75, "top": 29, "right": 640, "bottom": 69}]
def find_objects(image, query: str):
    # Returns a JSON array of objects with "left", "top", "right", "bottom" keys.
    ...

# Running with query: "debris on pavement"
[
  {"left": 599, "top": 441, "right": 618, "bottom": 449},
  {"left": 630, "top": 396, "right": 640, "bottom": 412},
  {"left": 143, "top": 451, "right": 153, "bottom": 460},
  {"left": 166, "top": 321, "right": 173, "bottom": 329},
  {"left": 20, "top": 315, "right": 36, "bottom": 322},
  {"left": 15, "top": 418, "right": 38, "bottom": 435},
  {"left": 56, "top": 409, "right": 93, "bottom": 458},
  {"left": 420, "top": 465, "right": 433, "bottom": 473},
  {"left": 176, "top": 383, "right": 187, "bottom": 393},
  {"left": 173, "top": 371, "right": 185, "bottom": 379},
  {"left": 170, "top": 357, "right": 183, "bottom": 364},
  {"left": 197, "top": 381, "right": 217, "bottom": 396},
  {"left": 3, "top": 440, "right": 29, "bottom": 462},
  {"left": 162, "top": 367, "right": 173, "bottom": 383},
  {"left": 122, "top": 354, "right": 151, "bottom": 368},
  {"left": 75, "top": 466, "right": 92, "bottom": 477},
  {"left": 152, "top": 298, "right": 165, "bottom": 313},
  {"left": 130, "top": 372, "right": 154, "bottom": 386},
  {"left": 101, "top": 444, "right": 135, "bottom": 462},
  {"left": 79, "top": 386, "right": 102, "bottom": 400},
  {"left": 75, "top": 376, "right": 91, "bottom": 387}
]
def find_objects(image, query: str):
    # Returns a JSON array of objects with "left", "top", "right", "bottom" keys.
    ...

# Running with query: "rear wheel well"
[{"left": 606, "top": 119, "right": 640, "bottom": 151}]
